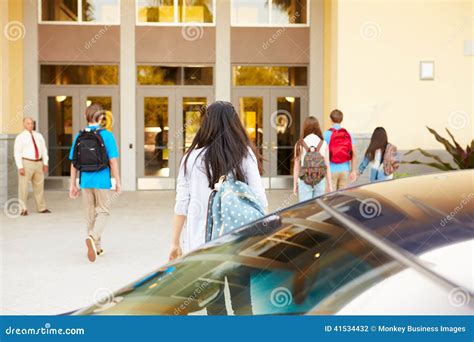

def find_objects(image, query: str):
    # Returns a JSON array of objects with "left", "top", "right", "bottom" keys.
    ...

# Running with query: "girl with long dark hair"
[
  {"left": 169, "top": 101, "right": 267, "bottom": 260},
  {"left": 357, "top": 127, "right": 393, "bottom": 182},
  {"left": 293, "top": 116, "right": 332, "bottom": 202}
]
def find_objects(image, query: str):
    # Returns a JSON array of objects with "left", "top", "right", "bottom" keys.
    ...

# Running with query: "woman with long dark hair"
[
  {"left": 357, "top": 127, "right": 394, "bottom": 182},
  {"left": 169, "top": 101, "right": 267, "bottom": 260},
  {"left": 293, "top": 116, "right": 332, "bottom": 202}
]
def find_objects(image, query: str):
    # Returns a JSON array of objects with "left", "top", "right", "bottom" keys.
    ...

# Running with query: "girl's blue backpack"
[{"left": 205, "top": 175, "right": 265, "bottom": 242}]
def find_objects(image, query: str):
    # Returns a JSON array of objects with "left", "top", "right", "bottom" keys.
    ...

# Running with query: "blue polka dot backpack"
[{"left": 205, "top": 174, "right": 265, "bottom": 242}]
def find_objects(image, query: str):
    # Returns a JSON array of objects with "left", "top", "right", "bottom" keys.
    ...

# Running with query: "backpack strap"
[
  {"left": 91, "top": 128, "right": 106, "bottom": 147},
  {"left": 300, "top": 138, "right": 310, "bottom": 152},
  {"left": 214, "top": 175, "right": 226, "bottom": 191},
  {"left": 315, "top": 140, "right": 323, "bottom": 152}
]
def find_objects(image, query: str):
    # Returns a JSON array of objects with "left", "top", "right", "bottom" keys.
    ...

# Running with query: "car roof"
[
  {"left": 337, "top": 170, "right": 472, "bottom": 223},
  {"left": 204, "top": 170, "right": 473, "bottom": 255},
  {"left": 74, "top": 171, "right": 473, "bottom": 315}
]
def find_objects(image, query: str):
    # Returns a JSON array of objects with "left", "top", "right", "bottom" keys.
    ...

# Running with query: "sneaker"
[
  {"left": 97, "top": 249, "right": 105, "bottom": 256},
  {"left": 85, "top": 236, "right": 97, "bottom": 262}
]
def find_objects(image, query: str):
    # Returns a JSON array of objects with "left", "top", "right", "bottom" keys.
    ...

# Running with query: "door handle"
[
  {"left": 262, "top": 142, "right": 268, "bottom": 150},
  {"left": 271, "top": 142, "right": 278, "bottom": 150}
]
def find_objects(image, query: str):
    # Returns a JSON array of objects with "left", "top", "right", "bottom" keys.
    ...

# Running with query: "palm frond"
[{"left": 401, "top": 160, "right": 456, "bottom": 171}]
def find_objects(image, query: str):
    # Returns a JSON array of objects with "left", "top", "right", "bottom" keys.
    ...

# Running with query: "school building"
[{"left": 0, "top": 0, "right": 472, "bottom": 198}]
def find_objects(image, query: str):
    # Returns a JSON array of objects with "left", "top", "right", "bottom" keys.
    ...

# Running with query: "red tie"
[{"left": 30, "top": 132, "right": 39, "bottom": 160}]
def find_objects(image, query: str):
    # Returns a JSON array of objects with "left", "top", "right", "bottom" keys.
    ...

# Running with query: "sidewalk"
[{"left": 0, "top": 190, "right": 295, "bottom": 315}]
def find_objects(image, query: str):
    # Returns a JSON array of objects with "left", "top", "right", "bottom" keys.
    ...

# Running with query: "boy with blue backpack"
[{"left": 69, "top": 104, "right": 121, "bottom": 263}]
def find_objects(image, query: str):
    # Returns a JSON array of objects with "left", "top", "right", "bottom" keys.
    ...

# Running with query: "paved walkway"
[{"left": 0, "top": 190, "right": 295, "bottom": 315}]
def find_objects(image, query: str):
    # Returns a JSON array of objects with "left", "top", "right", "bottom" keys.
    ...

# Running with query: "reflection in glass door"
[
  {"left": 274, "top": 97, "right": 301, "bottom": 175},
  {"left": 270, "top": 94, "right": 302, "bottom": 188},
  {"left": 182, "top": 97, "right": 206, "bottom": 151},
  {"left": 239, "top": 97, "right": 264, "bottom": 154},
  {"left": 175, "top": 90, "right": 211, "bottom": 177},
  {"left": 237, "top": 96, "right": 270, "bottom": 187},
  {"left": 144, "top": 97, "right": 170, "bottom": 177},
  {"left": 137, "top": 89, "right": 177, "bottom": 189},
  {"left": 47, "top": 95, "right": 74, "bottom": 176}
]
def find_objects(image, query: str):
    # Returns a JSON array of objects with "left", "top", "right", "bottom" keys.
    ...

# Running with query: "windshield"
[{"left": 77, "top": 185, "right": 473, "bottom": 315}]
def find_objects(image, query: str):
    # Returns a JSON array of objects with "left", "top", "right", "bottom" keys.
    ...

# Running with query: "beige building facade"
[{"left": 1, "top": 0, "right": 472, "bottom": 195}]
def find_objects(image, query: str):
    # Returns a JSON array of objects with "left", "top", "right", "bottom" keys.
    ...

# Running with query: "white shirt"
[
  {"left": 371, "top": 149, "right": 383, "bottom": 169},
  {"left": 175, "top": 147, "right": 268, "bottom": 253},
  {"left": 14, "top": 130, "right": 49, "bottom": 168},
  {"left": 300, "top": 133, "right": 328, "bottom": 166}
]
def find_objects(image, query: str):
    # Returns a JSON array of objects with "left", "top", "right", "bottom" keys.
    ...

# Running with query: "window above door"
[
  {"left": 231, "top": 0, "right": 308, "bottom": 27},
  {"left": 136, "top": 0, "right": 215, "bottom": 25},
  {"left": 137, "top": 66, "right": 214, "bottom": 86},
  {"left": 233, "top": 66, "right": 307, "bottom": 86},
  {"left": 40, "top": 64, "right": 119, "bottom": 85},
  {"left": 39, "top": 0, "right": 120, "bottom": 24}
]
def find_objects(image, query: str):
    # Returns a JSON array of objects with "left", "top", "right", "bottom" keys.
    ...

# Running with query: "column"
[
  {"left": 215, "top": 0, "right": 231, "bottom": 101},
  {"left": 0, "top": 0, "right": 8, "bottom": 133},
  {"left": 309, "top": 0, "right": 324, "bottom": 122},
  {"left": 23, "top": 0, "right": 38, "bottom": 123},
  {"left": 120, "top": 0, "right": 136, "bottom": 191}
]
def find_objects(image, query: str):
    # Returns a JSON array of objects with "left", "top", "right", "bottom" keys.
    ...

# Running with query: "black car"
[{"left": 74, "top": 171, "right": 474, "bottom": 315}]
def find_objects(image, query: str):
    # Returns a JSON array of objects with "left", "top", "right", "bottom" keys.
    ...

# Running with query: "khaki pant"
[
  {"left": 331, "top": 171, "right": 349, "bottom": 191},
  {"left": 82, "top": 189, "right": 111, "bottom": 249},
  {"left": 18, "top": 159, "right": 47, "bottom": 212}
]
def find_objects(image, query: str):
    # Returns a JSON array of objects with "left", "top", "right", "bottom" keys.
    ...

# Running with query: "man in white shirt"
[{"left": 13, "top": 117, "right": 51, "bottom": 216}]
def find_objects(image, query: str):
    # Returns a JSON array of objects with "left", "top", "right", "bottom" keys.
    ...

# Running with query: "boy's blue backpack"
[{"left": 205, "top": 175, "right": 265, "bottom": 242}]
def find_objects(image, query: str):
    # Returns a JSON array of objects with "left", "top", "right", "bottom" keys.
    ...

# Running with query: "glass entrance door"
[
  {"left": 234, "top": 89, "right": 271, "bottom": 188},
  {"left": 137, "top": 89, "right": 176, "bottom": 189},
  {"left": 40, "top": 89, "right": 79, "bottom": 177},
  {"left": 233, "top": 88, "right": 307, "bottom": 189},
  {"left": 137, "top": 87, "right": 212, "bottom": 189},
  {"left": 269, "top": 89, "right": 305, "bottom": 189},
  {"left": 175, "top": 88, "right": 212, "bottom": 168},
  {"left": 40, "top": 87, "right": 120, "bottom": 185}
]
